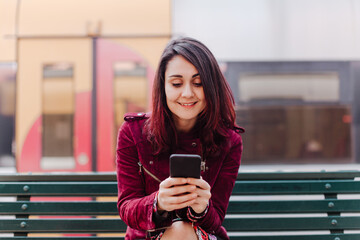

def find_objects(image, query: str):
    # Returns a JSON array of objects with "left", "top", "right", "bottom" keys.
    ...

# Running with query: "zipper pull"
[
  {"left": 201, "top": 161, "right": 206, "bottom": 172},
  {"left": 137, "top": 162, "right": 143, "bottom": 173}
]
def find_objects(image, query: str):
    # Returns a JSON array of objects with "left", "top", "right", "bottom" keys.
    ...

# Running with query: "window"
[
  {"left": 237, "top": 105, "right": 351, "bottom": 164},
  {"left": 113, "top": 61, "right": 147, "bottom": 129},
  {"left": 239, "top": 73, "right": 339, "bottom": 103},
  {"left": 231, "top": 68, "right": 353, "bottom": 165},
  {"left": 0, "top": 63, "right": 16, "bottom": 159},
  {"left": 41, "top": 63, "right": 75, "bottom": 169}
]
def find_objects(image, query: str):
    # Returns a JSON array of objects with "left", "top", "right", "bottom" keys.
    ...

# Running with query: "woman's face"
[{"left": 164, "top": 55, "right": 206, "bottom": 132}]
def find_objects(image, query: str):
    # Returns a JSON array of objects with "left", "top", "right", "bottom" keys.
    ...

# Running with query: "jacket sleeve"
[
  {"left": 194, "top": 133, "right": 243, "bottom": 235},
  {"left": 116, "top": 121, "right": 159, "bottom": 231}
]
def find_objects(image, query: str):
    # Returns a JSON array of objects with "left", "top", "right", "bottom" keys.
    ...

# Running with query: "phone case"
[{"left": 169, "top": 154, "right": 201, "bottom": 178}]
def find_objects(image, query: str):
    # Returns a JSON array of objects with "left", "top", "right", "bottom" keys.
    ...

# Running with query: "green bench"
[{"left": 0, "top": 171, "right": 360, "bottom": 239}]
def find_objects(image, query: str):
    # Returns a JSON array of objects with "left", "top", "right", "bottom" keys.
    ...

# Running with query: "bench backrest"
[{"left": 0, "top": 171, "right": 360, "bottom": 239}]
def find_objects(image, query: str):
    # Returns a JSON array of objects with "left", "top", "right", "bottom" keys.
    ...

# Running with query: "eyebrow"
[{"left": 168, "top": 73, "right": 200, "bottom": 78}]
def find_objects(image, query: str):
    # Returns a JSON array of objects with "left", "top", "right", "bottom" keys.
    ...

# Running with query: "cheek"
[
  {"left": 196, "top": 89, "right": 206, "bottom": 101},
  {"left": 198, "top": 90, "right": 207, "bottom": 109},
  {"left": 165, "top": 87, "right": 177, "bottom": 102},
  {"left": 164, "top": 85, "right": 170, "bottom": 101},
  {"left": 164, "top": 90, "right": 175, "bottom": 110}
]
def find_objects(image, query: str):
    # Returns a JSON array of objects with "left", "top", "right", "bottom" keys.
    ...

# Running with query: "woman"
[{"left": 116, "top": 37, "right": 244, "bottom": 240}]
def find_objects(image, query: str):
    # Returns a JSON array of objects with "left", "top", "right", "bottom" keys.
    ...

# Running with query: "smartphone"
[{"left": 169, "top": 154, "right": 201, "bottom": 179}]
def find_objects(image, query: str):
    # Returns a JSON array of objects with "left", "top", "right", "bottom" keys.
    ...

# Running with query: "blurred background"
[{"left": 0, "top": 0, "right": 360, "bottom": 173}]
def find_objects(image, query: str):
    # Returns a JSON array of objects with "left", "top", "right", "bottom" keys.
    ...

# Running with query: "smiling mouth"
[{"left": 179, "top": 102, "right": 197, "bottom": 106}]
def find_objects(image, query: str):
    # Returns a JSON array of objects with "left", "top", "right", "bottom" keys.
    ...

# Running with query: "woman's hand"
[
  {"left": 157, "top": 177, "right": 197, "bottom": 212},
  {"left": 186, "top": 178, "right": 211, "bottom": 214},
  {"left": 157, "top": 177, "right": 211, "bottom": 214}
]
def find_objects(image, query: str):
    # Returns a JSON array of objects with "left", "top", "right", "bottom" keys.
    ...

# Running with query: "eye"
[
  {"left": 192, "top": 75, "right": 202, "bottom": 87},
  {"left": 193, "top": 79, "right": 202, "bottom": 87},
  {"left": 172, "top": 83, "right": 182, "bottom": 87}
]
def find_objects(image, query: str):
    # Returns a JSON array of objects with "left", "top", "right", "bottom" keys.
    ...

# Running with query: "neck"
[{"left": 174, "top": 118, "right": 196, "bottom": 133}]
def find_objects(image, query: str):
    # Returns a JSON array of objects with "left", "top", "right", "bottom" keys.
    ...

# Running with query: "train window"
[
  {"left": 237, "top": 105, "right": 352, "bottom": 164},
  {"left": 0, "top": 64, "right": 16, "bottom": 161},
  {"left": 238, "top": 73, "right": 339, "bottom": 103},
  {"left": 113, "top": 61, "right": 147, "bottom": 129},
  {"left": 41, "top": 63, "right": 75, "bottom": 170},
  {"left": 236, "top": 73, "right": 352, "bottom": 164},
  {"left": 0, "top": 79, "right": 15, "bottom": 116}
]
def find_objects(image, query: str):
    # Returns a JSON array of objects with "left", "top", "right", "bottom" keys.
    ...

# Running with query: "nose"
[{"left": 181, "top": 83, "right": 194, "bottom": 98}]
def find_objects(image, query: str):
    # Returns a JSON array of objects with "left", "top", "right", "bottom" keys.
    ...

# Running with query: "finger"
[
  {"left": 193, "top": 187, "right": 211, "bottom": 199},
  {"left": 167, "top": 198, "right": 197, "bottom": 211},
  {"left": 186, "top": 178, "right": 210, "bottom": 190},
  {"left": 167, "top": 192, "right": 197, "bottom": 204},
  {"left": 159, "top": 192, "right": 197, "bottom": 211},
  {"left": 158, "top": 185, "right": 197, "bottom": 202},
  {"left": 168, "top": 184, "right": 197, "bottom": 196},
  {"left": 160, "top": 185, "right": 196, "bottom": 199},
  {"left": 160, "top": 177, "right": 188, "bottom": 189}
]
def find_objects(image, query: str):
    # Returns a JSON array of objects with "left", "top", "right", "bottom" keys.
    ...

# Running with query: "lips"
[{"left": 179, "top": 102, "right": 197, "bottom": 106}]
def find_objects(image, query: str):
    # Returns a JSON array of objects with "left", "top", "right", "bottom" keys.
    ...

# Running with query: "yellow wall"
[
  {"left": 1, "top": 0, "right": 171, "bottom": 61},
  {"left": 18, "top": 0, "right": 171, "bottom": 36},
  {"left": 112, "top": 38, "right": 168, "bottom": 70},
  {"left": 0, "top": 0, "right": 17, "bottom": 61}
]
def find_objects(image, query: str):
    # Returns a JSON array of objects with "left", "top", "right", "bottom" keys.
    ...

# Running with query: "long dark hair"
[{"left": 145, "top": 37, "right": 240, "bottom": 157}]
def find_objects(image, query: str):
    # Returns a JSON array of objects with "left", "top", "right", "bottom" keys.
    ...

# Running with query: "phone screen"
[{"left": 169, "top": 154, "right": 201, "bottom": 179}]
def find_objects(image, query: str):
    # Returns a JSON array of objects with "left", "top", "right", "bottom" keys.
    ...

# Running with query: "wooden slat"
[
  {"left": 1, "top": 234, "right": 360, "bottom": 240},
  {"left": 229, "top": 234, "right": 360, "bottom": 240},
  {"left": 0, "top": 238, "right": 124, "bottom": 240},
  {"left": 0, "top": 171, "right": 359, "bottom": 182},
  {"left": 1, "top": 199, "right": 360, "bottom": 215},
  {"left": 0, "top": 219, "right": 127, "bottom": 233},
  {"left": 1, "top": 217, "right": 359, "bottom": 233},
  {"left": 223, "top": 216, "right": 360, "bottom": 231},
  {"left": 236, "top": 171, "right": 360, "bottom": 180},
  {"left": 0, "top": 202, "right": 118, "bottom": 215},
  {"left": 227, "top": 199, "right": 360, "bottom": 213},
  {"left": 1, "top": 179, "right": 360, "bottom": 196},
  {"left": 232, "top": 180, "right": 360, "bottom": 195},
  {"left": 0, "top": 173, "right": 117, "bottom": 182},
  {"left": 0, "top": 182, "right": 117, "bottom": 196}
]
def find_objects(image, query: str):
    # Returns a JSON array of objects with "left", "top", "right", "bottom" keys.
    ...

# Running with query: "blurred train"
[
  {"left": 15, "top": 38, "right": 170, "bottom": 172},
  {"left": 0, "top": 0, "right": 171, "bottom": 172},
  {"left": 0, "top": 0, "right": 359, "bottom": 173}
]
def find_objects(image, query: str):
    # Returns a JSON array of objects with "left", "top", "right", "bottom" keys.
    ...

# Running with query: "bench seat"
[{"left": 0, "top": 171, "right": 359, "bottom": 239}]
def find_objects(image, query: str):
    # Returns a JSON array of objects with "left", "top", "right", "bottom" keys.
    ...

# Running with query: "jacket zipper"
[{"left": 137, "top": 162, "right": 161, "bottom": 183}]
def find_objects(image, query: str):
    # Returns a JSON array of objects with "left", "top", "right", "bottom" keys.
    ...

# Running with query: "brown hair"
[{"left": 146, "top": 37, "right": 240, "bottom": 156}]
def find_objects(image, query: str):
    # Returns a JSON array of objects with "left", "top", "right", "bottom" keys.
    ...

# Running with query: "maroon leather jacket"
[{"left": 116, "top": 113, "right": 243, "bottom": 239}]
